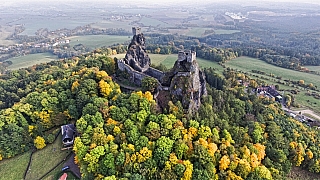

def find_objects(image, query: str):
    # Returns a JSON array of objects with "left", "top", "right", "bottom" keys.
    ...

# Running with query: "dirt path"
[{"left": 292, "top": 109, "right": 320, "bottom": 121}]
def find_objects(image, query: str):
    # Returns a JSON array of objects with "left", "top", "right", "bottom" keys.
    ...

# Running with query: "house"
[
  {"left": 256, "top": 85, "right": 282, "bottom": 102},
  {"left": 61, "top": 124, "right": 76, "bottom": 147}
]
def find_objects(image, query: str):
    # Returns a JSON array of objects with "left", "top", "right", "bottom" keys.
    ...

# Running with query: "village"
[{"left": 254, "top": 84, "right": 320, "bottom": 128}]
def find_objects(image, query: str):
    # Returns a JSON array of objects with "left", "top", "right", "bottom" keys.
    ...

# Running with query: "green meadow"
[
  {"left": 69, "top": 35, "right": 130, "bottom": 50},
  {"left": 225, "top": 56, "right": 320, "bottom": 89},
  {"left": 7, "top": 53, "right": 58, "bottom": 70}
]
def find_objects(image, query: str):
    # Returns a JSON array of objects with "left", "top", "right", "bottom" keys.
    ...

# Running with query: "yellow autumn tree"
[
  {"left": 71, "top": 80, "right": 80, "bottom": 92},
  {"left": 143, "top": 91, "right": 154, "bottom": 103},
  {"left": 226, "top": 170, "right": 243, "bottom": 180},
  {"left": 290, "top": 141, "right": 305, "bottom": 166},
  {"left": 34, "top": 136, "right": 46, "bottom": 149},
  {"left": 219, "top": 155, "right": 231, "bottom": 170},
  {"left": 38, "top": 110, "right": 52, "bottom": 128},
  {"left": 254, "top": 143, "right": 266, "bottom": 161},
  {"left": 208, "top": 143, "right": 218, "bottom": 157},
  {"left": 136, "top": 147, "right": 152, "bottom": 163},
  {"left": 96, "top": 70, "right": 109, "bottom": 80},
  {"left": 235, "top": 159, "right": 251, "bottom": 179},
  {"left": 306, "top": 149, "right": 313, "bottom": 160},
  {"left": 182, "top": 160, "right": 193, "bottom": 180},
  {"left": 99, "top": 80, "right": 112, "bottom": 98},
  {"left": 250, "top": 153, "right": 259, "bottom": 168}
]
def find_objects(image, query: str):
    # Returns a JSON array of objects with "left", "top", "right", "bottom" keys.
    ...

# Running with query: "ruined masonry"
[
  {"left": 117, "top": 27, "right": 164, "bottom": 85},
  {"left": 118, "top": 27, "right": 207, "bottom": 113}
]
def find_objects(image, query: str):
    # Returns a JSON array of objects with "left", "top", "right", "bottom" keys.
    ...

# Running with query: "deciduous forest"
[{"left": 0, "top": 47, "right": 320, "bottom": 179}]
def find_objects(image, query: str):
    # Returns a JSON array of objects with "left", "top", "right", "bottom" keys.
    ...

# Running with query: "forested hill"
[{"left": 0, "top": 48, "right": 320, "bottom": 179}]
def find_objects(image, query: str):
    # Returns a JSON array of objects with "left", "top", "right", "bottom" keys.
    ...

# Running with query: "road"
[{"left": 292, "top": 109, "right": 320, "bottom": 121}]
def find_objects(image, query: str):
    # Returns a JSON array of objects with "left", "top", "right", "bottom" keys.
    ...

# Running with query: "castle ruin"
[
  {"left": 118, "top": 27, "right": 207, "bottom": 113},
  {"left": 117, "top": 27, "right": 164, "bottom": 85}
]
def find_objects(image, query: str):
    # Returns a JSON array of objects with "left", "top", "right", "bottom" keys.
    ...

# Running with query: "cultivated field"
[
  {"left": 92, "top": 20, "right": 134, "bottom": 31},
  {"left": 139, "top": 17, "right": 169, "bottom": 27},
  {"left": 305, "top": 65, "right": 320, "bottom": 74},
  {"left": 15, "top": 17, "right": 101, "bottom": 36},
  {"left": 7, "top": 53, "right": 58, "bottom": 70},
  {"left": 0, "top": 25, "right": 16, "bottom": 46},
  {"left": 173, "top": 28, "right": 241, "bottom": 37},
  {"left": 225, "top": 56, "right": 320, "bottom": 114},
  {"left": 226, "top": 56, "right": 320, "bottom": 89},
  {"left": 214, "top": 29, "right": 241, "bottom": 34},
  {"left": 184, "top": 28, "right": 213, "bottom": 37},
  {"left": 69, "top": 35, "right": 130, "bottom": 50}
]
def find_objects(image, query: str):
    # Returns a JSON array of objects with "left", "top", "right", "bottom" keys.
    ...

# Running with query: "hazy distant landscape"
[{"left": 1, "top": 0, "right": 320, "bottom": 179}]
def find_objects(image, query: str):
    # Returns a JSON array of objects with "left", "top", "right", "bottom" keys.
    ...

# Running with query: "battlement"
[
  {"left": 178, "top": 50, "right": 196, "bottom": 62},
  {"left": 132, "top": 27, "right": 141, "bottom": 36}
]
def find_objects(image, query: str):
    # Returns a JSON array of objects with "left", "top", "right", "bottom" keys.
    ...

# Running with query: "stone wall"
[
  {"left": 145, "top": 67, "right": 165, "bottom": 81},
  {"left": 118, "top": 59, "right": 163, "bottom": 86},
  {"left": 118, "top": 59, "right": 148, "bottom": 85}
]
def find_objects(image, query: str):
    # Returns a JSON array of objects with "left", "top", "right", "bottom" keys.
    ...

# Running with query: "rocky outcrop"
[
  {"left": 160, "top": 50, "right": 207, "bottom": 113},
  {"left": 117, "top": 27, "right": 207, "bottom": 114},
  {"left": 123, "top": 27, "right": 150, "bottom": 72}
]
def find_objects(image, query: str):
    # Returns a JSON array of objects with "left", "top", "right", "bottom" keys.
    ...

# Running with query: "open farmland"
[
  {"left": 305, "top": 65, "right": 320, "bottom": 74},
  {"left": 7, "top": 53, "right": 58, "bottom": 70},
  {"left": 91, "top": 20, "right": 134, "bottom": 31},
  {"left": 14, "top": 16, "right": 102, "bottom": 36},
  {"left": 179, "top": 28, "right": 240, "bottom": 37},
  {"left": 0, "top": 25, "right": 16, "bottom": 45},
  {"left": 69, "top": 35, "right": 130, "bottom": 50},
  {"left": 139, "top": 17, "right": 169, "bottom": 27},
  {"left": 225, "top": 56, "right": 320, "bottom": 89},
  {"left": 185, "top": 28, "right": 213, "bottom": 37},
  {"left": 225, "top": 56, "right": 320, "bottom": 114}
]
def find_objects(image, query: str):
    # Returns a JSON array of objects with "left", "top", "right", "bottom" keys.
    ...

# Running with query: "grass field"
[
  {"left": 225, "top": 57, "right": 320, "bottom": 89},
  {"left": 214, "top": 29, "right": 241, "bottom": 34},
  {"left": 225, "top": 56, "right": 320, "bottom": 113},
  {"left": 0, "top": 133, "right": 76, "bottom": 180},
  {"left": 7, "top": 53, "right": 58, "bottom": 70},
  {"left": 92, "top": 20, "right": 134, "bottom": 31},
  {"left": 184, "top": 28, "right": 240, "bottom": 37},
  {"left": 139, "top": 17, "right": 169, "bottom": 27},
  {"left": 185, "top": 28, "right": 212, "bottom": 37},
  {"left": 0, "top": 25, "right": 16, "bottom": 46},
  {"left": 0, "top": 151, "right": 31, "bottom": 180},
  {"left": 305, "top": 65, "right": 320, "bottom": 74},
  {"left": 69, "top": 35, "right": 130, "bottom": 50},
  {"left": 25, "top": 133, "right": 72, "bottom": 180},
  {"left": 16, "top": 17, "right": 100, "bottom": 36}
]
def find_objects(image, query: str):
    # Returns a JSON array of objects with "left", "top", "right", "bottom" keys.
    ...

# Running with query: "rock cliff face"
[
  {"left": 124, "top": 27, "right": 150, "bottom": 72},
  {"left": 160, "top": 50, "right": 207, "bottom": 113},
  {"left": 118, "top": 27, "right": 207, "bottom": 114}
]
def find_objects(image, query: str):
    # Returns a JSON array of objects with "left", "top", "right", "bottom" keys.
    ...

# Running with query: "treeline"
[
  {"left": 1, "top": 45, "right": 320, "bottom": 179},
  {"left": 72, "top": 66, "right": 320, "bottom": 179},
  {"left": 0, "top": 50, "right": 119, "bottom": 159},
  {"left": 143, "top": 32, "right": 320, "bottom": 73}
]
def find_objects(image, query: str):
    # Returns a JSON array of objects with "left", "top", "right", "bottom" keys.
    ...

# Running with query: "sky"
[{"left": 3, "top": 0, "right": 320, "bottom": 5}]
